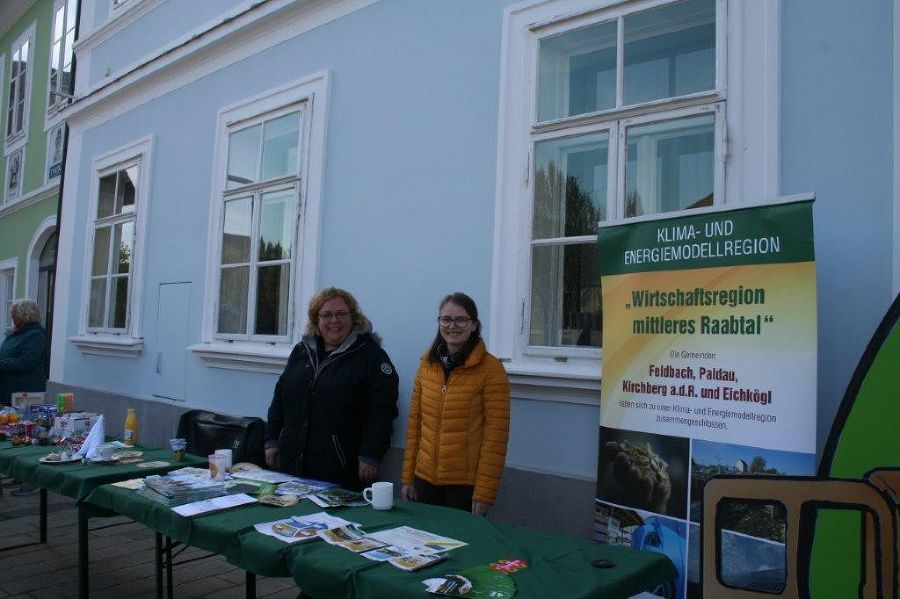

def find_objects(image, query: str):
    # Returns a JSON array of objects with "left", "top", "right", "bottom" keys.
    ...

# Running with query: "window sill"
[
  {"left": 503, "top": 360, "right": 600, "bottom": 406},
  {"left": 70, "top": 334, "right": 143, "bottom": 357},
  {"left": 189, "top": 341, "right": 292, "bottom": 374}
]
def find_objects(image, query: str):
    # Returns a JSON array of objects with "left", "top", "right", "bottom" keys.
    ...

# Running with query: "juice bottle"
[{"left": 123, "top": 408, "right": 139, "bottom": 446}]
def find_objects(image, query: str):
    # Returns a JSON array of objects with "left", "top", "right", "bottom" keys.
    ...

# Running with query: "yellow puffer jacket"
[{"left": 401, "top": 340, "right": 510, "bottom": 504}]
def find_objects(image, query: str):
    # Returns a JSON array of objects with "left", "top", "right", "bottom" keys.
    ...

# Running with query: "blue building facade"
[{"left": 50, "top": 0, "right": 898, "bottom": 534}]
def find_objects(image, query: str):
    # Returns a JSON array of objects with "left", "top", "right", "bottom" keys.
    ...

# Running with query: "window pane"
[
  {"left": 260, "top": 111, "right": 301, "bottom": 181},
  {"left": 92, "top": 227, "right": 111, "bottom": 275},
  {"left": 533, "top": 132, "right": 608, "bottom": 239},
  {"left": 98, "top": 173, "right": 116, "bottom": 218},
  {"left": 222, "top": 198, "right": 252, "bottom": 264},
  {"left": 530, "top": 243, "right": 601, "bottom": 347},
  {"left": 255, "top": 263, "right": 290, "bottom": 336},
  {"left": 624, "top": 0, "right": 716, "bottom": 105},
  {"left": 226, "top": 124, "right": 261, "bottom": 189},
  {"left": 110, "top": 275, "right": 129, "bottom": 329},
  {"left": 717, "top": 500, "right": 787, "bottom": 593},
  {"left": 538, "top": 20, "right": 617, "bottom": 121},
  {"left": 218, "top": 266, "right": 249, "bottom": 334},
  {"left": 259, "top": 189, "right": 294, "bottom": 261},
  {"left": 625, "top": 113, "right": 714, "bottom": 218},
  {"left": 54, "top": 6, "right": 65, "bottom": 40},
  {"left": 88, "top": 278, "right": 107, "bottom": 327},
  {"left": 118, "top": 167, "right": 137, "bottom": 214},
  {"left": 113, "top": 221, "right": 134, "bottom": 274}
]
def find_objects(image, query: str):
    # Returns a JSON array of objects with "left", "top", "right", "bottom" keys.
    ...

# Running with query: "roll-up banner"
[{"left": 594, "top": 198, "right": 817, "bottom": 599}]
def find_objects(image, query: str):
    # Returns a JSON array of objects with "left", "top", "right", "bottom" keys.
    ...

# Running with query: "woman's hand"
[
  {"left": 264, "top": 447, "right": 278, "bottom": 469},
  {"left": 472, "top": 500, "right": 490, "bottom": 516},
  {"left": 358, "top": 462, "right": 378, "bottom": 485},
  {"left": 400, "top": 484, "right": 417, "bottom": 502}
]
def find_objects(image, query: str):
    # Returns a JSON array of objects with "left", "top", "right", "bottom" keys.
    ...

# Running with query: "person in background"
[
  {"left": 265, "top": 288, "right": 399, "bottom": 491},
  {"left": 401, "top": 292, "right": 510, "bottom": 515},
  {"left": 0, "top": 299, "right": 47, "bottom": 406}
]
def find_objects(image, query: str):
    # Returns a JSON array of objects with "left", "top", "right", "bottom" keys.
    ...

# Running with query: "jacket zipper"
[
  {"left": 434, "top": 371, "right": 451, "bottom": 480},
  {"left": 331, "top": 434, "right": 347, "bottom": 469}
]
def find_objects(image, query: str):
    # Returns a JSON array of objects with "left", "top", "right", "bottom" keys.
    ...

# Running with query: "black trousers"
[{"left": 414, "top": 476, "right": 474, "bottom": 512}]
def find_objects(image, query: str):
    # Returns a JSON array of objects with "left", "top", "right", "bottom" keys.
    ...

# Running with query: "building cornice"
[
  {"left": 63, "top": 0, "right": 377, "bottom": 130},
  {"left": 73, "top": 0, "right": 166, "bottom": 56},
  {"left": 0, "top": 182, "right": 58, "bottom": 218}
]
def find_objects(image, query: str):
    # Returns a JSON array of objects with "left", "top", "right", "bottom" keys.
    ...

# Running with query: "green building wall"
[{"left": 0, "top": 0, "right": 61, "bottom": 298}]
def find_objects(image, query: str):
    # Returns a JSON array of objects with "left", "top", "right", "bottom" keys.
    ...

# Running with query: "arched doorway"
[{"left": 37, "top": 231, "right": 56, "bottom": 374}]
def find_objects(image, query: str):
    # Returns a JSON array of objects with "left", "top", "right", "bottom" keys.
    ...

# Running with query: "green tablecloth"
[
  {"left": 86, "top": 484, "right": 676, "bottom": 598},
  {"left": 0, "top": 441, "right": 206, "bottom": 502}
]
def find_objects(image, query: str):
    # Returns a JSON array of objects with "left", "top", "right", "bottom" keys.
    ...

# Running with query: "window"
[
  {"left": 48, "top": 0, "right": 77, "bottom": 113},
  {"left": 532, "top": 0, "right": 720, "bottom": 351},
  {"left": 72, "top": 136, "right": 152, "bottom": 356},
  {"left": 6, "top": 25, "right": 34, "bottom": 144},
  {"left": 491, "top": 0, "right": 778, "bottom": 396},
  {"left": 88, "top": 164, "right": 138, "bottom": 331},
  {"left": 217, "top": 108, "right": 301, "bottom": 340},
  {"left": 0, "top": 259, "right": 15, "bottom": 340},
  {"left": 194, "top": 73, "right": 328, "bottom": 372}
]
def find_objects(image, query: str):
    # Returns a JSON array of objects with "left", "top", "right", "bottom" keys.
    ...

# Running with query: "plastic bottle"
[{"left": 123, "top": 408, "right": 139, "bottom": 446}]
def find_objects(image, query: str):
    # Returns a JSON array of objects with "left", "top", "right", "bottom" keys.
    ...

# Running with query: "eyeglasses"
[
  {"left": 438, "top": 316, "right": 472, "bottom": 328},
  {"left": 319, "top": 311, "right": 351, "bottom": 322}
]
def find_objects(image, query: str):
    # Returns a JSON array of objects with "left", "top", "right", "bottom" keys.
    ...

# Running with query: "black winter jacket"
[
  {"left": 0, "top": 323, "right": 47, "bottom": 406},
  {"left": 265, "top": 331, "right": 399, "bottom": 491}
]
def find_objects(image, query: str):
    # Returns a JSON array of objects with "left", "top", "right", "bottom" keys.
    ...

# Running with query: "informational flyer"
[{"left": 594, "top": 199, "right": 817, "bottom": 599}]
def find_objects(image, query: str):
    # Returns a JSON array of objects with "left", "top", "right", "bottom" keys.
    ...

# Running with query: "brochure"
[
  {"left": 307, "top": 488, "right": 368, "bottom": 507},
  {"left": 231, "top": 469, "right": 299, "bottom": 484},
  {"left": 388, "top": 552, "right": 447, "bottom": 572},
  {"left": 423, "top": 565, "right": 517, "bottom": 598},
  {"left": 368, "top": 526, "right": 467, "bottom": 554},
  {"left": 317, "top": 524, "right": 386, "bottom": 552},
  {"left": 253, "top": 511, "right": 352, "bottom": 544},
  {"left": 276, "top": 479, "right": 337, "bottom": 497},
  {"left": 172, "top": 493, "right": 256, "bottom": 517},
  {"left": 360, "top": 544, "right": 414, "bottom": 562}
]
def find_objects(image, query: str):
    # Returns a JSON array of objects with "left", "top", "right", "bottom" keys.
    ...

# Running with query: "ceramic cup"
[{"left": 363, "top": 481, "right": 393, "bottom": 510}]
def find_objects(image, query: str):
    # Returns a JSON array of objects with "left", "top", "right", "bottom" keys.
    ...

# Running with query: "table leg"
[
  {"left": 39, "top": 488, "right": 47, "bottom": 543},
  {"left": 77, "top": 505, "right": 89, "bottom": 599},
  {"left": 155, "top": 532, "right": 163, "bottom": 599},
  {"left": 166, "top": 536, "right": 174, "bottom": 599},
  {"left": 245, "top": 571, "right": 256, "bottom": 599}
]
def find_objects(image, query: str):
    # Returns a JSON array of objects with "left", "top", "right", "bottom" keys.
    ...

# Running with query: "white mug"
[
  {"left": 363, "top": 481, "right": 394, "bottom": 510},
  {"left": 214, "top": 448, "right": 233, "bottom": 470}
]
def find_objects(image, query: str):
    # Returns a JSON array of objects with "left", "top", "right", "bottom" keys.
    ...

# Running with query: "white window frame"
[
  {"left": 5, "top": 22, "right": 36, "bottom": 153},
  {"left": 491, "top": 0, "right": 780, "bottom": 403},
  {"left": 70, "top": 135, "right": 154, "bottom": 357},
  {"left": 190, "top": 71, "right": 329, "bottom": 373},
  {"left": 0, "top": 258, "right": 16, "bottom": 341},
  {"left": 46, "top": 0, "right": 77, "bottom": 117},
  {"left": 215, "top": 104, "right": 304, "bottom": 345}
]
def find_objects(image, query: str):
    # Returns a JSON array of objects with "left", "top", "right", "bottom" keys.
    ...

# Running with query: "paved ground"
[{"left": 0, "top": 483, "right": 299, "bottom": 598}]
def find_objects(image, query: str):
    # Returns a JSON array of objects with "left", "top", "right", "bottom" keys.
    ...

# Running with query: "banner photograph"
[{"left": 595, "top": 199, "right": 817, "bottom": 598}]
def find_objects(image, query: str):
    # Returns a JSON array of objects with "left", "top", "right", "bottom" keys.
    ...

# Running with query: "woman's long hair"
[{"left": 427, "top": 292, "right": 481, "bottom": 364}]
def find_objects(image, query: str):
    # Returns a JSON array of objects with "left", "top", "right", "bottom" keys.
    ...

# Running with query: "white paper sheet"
[
  {"left": 253, "top": 512, "right": 354, "bottom": 544},
  {"left": 172, "top": 493, "right": 256, "bottom": 517}
]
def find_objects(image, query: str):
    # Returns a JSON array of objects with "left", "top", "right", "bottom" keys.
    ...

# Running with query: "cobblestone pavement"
[{"left": 0, "top": 483, "right": 299, "bottom": 598}]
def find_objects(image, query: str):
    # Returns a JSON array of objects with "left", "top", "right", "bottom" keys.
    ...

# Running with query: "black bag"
[{"left": 176, "top": 410, "right": 265, "bottom": 467}]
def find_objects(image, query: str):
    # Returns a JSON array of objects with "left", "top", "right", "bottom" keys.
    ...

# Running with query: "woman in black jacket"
[
  {"left": 0, "top": 299, "right": 47, "bottom": 406},
  {"left": 264, "top": 288, "right": 399, "bottom": 491}
]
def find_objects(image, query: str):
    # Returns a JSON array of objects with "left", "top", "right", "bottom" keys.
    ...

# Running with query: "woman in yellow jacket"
[{"left": 400, "top": 293, "right": 510, "bottom": 515}]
